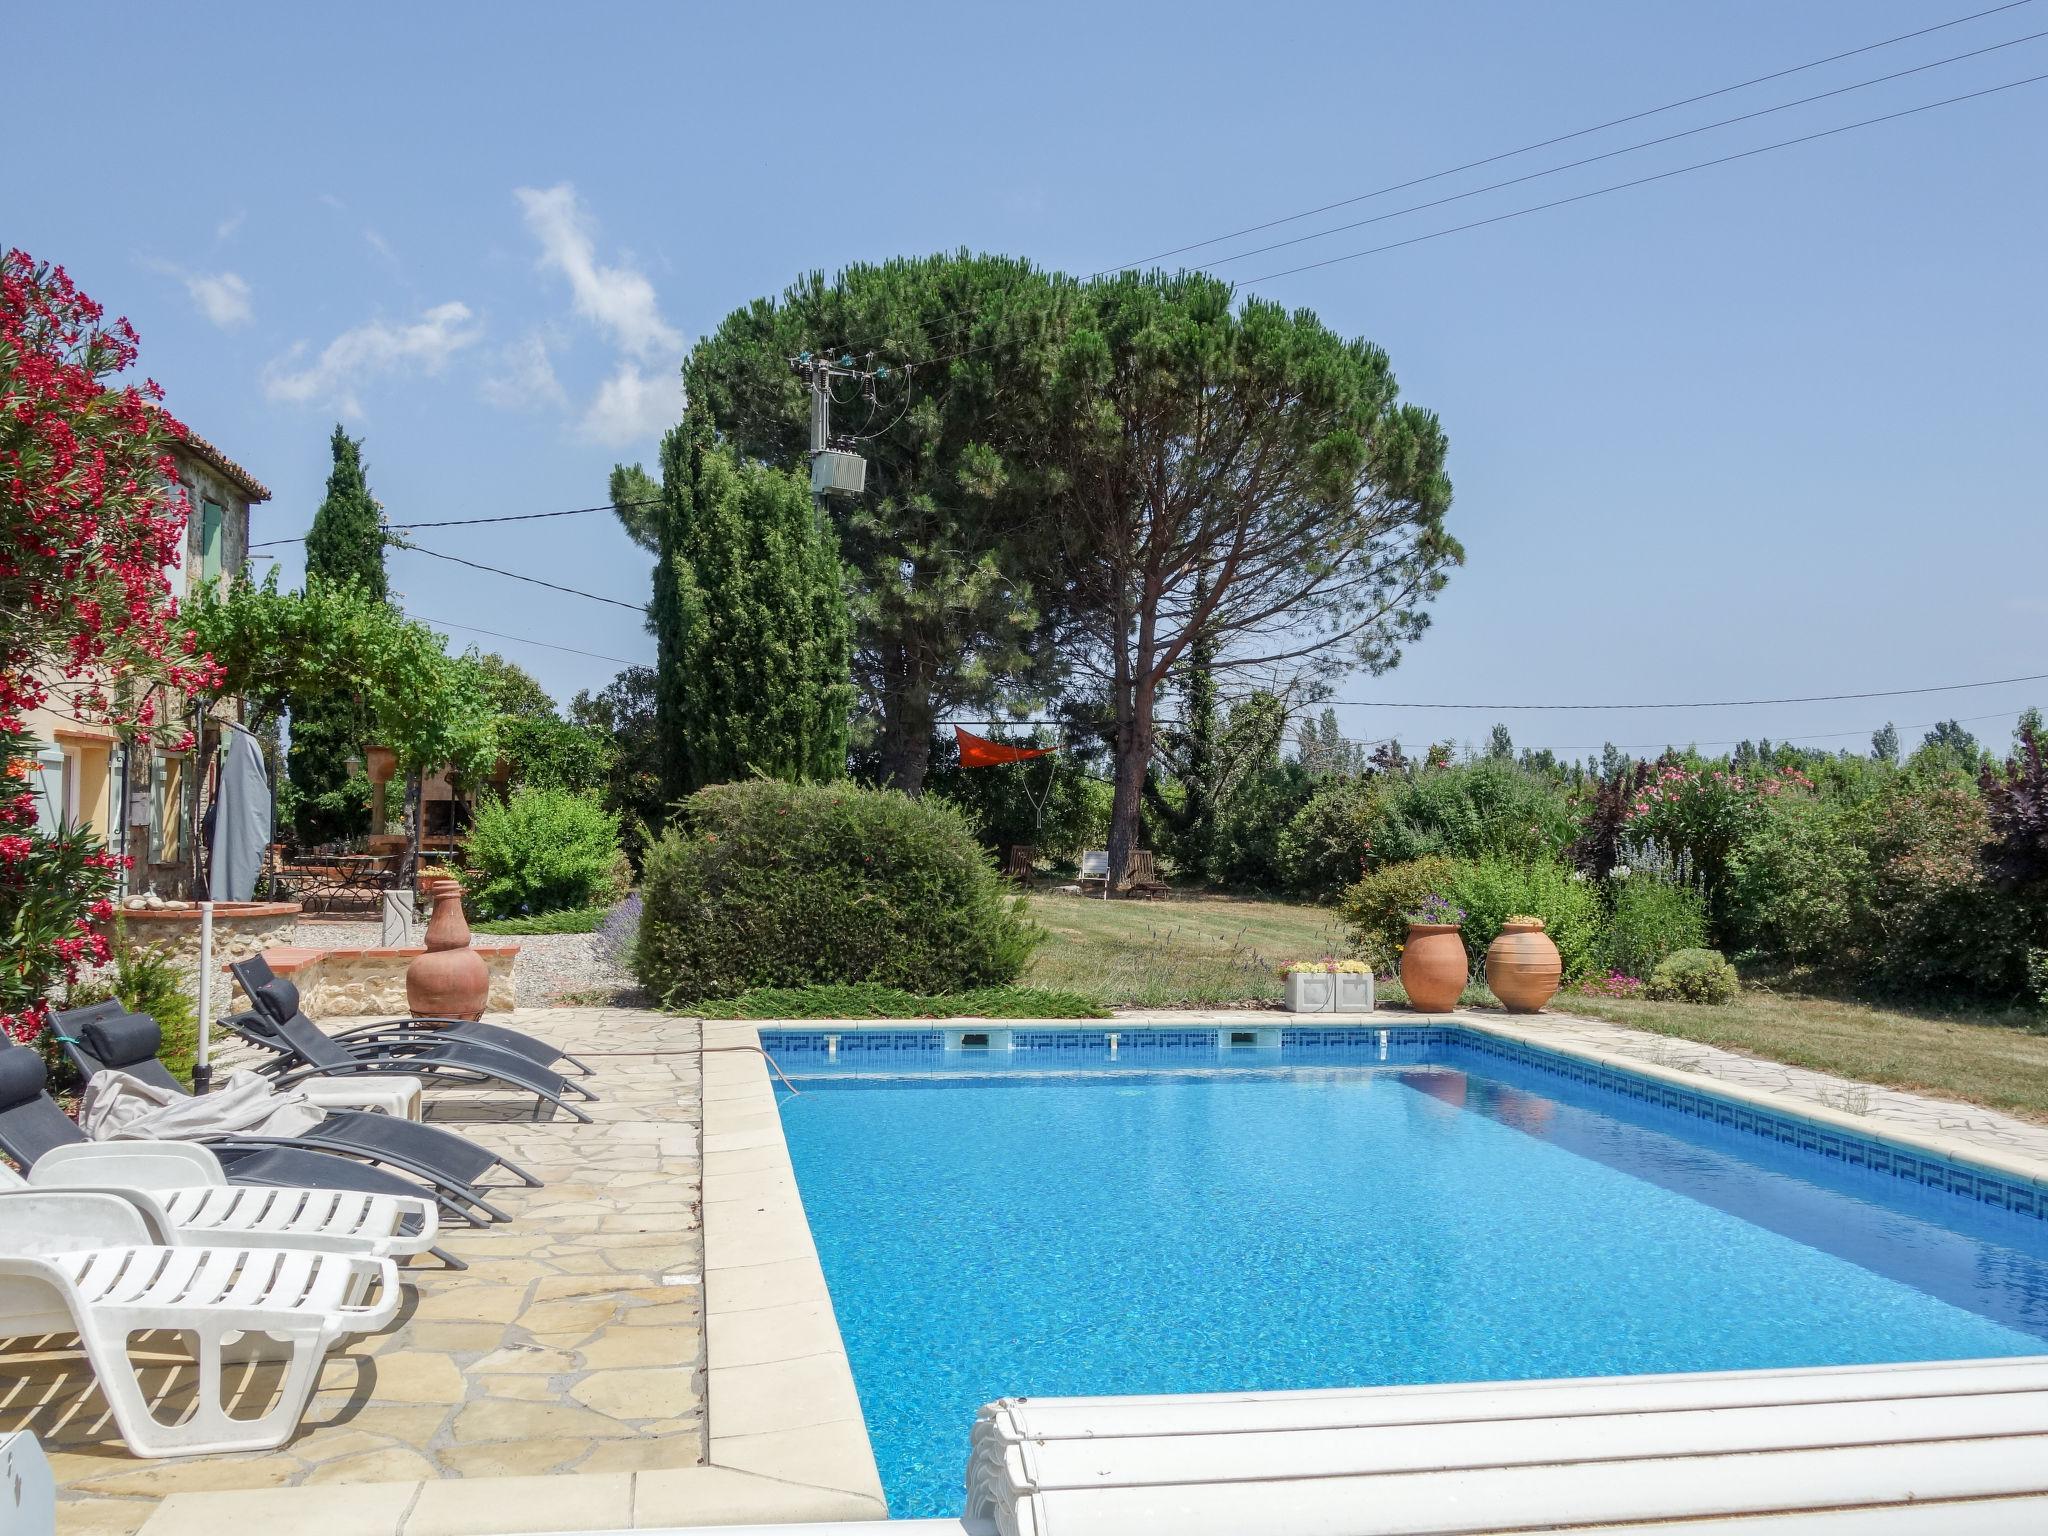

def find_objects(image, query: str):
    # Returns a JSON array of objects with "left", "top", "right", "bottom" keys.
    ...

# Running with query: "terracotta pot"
[
  {"left": 407, "top": 879, "right": 489, "bottom": 1020},
  {"left": 1486, "top": 919, "right": 1562, "bottom": 1014},
  {"left": 363, "top": 745, "right": 398, "bottom": 784},
  {"left": 1399, "top": 923, "right": 1468, "bottom": 1014}
]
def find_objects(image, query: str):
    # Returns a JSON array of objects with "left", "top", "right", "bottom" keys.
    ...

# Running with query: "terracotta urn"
[
  {"left": 362, "top": 745, "right": 398, "bottom": 784},
  {"left": 406, "top": 877, "right": 489, "bottom": 1020},
  {"left": 1399, "top": 923, "right": 1468, "bottom": 1014},
  {"left": 1486, "top": 918, "right": 1562, "bottom": 1014}
]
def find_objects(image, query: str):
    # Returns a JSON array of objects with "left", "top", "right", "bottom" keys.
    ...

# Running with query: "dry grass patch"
[
  {"left": 1550, "top": 981, "right": 2048, "bottom": 1125},
  {"left": 1022, "top": 891, "right": 1342, "bottom": 1007}
]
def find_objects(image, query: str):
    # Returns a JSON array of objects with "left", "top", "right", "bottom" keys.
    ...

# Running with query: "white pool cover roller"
[{"left": 965, "top": 1355, "right": 2048, "bottom": 1535}]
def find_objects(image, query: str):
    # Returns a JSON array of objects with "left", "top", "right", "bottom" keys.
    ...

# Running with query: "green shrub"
[
  {"left": 1603, "top": 875, "right": 1709, "bottom": 979},
  {"left": 463, "top": 787, "right": 623, "bottom": 919},
  {"left": 636, "top": 779, "right": 1041, "bottom": 1005},
  {"left": 1726, "top": 796, "right": 1868, "bottom": 962},
  {"left": 64, "top": 928, "right": 198, "bottom": 1083},
  {"left": 696, "top": 983, "right": 1106, "bottom": 1019},
  {"left": 1338, "top": 855, "right": 1463, "bottom": 970},
  {"left": 1279, "top": 778, "right": 1383, "bottom": 899},
  {"left": 1446, "top": 856, "right": 1604, "bottom": 982},
  {"left": 1853, "top": 780, "right": 2031, "bottom": 998},
  {"left": 1645, "top": 947, "right": 1740, "bottom": 1005},
  {"left": 1365, "top": 758, "right": 1575, "bottom": 866}
]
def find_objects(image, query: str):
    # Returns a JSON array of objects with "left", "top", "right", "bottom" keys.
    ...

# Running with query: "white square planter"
[
  {"left": 1283, "top": 972, "right": 1335, "bottom": 1013},
  {"left": 1334, "top": 972, "right": 1375, "bottom": 1013}
]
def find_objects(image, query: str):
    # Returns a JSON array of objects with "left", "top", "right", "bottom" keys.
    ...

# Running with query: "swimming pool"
[{"left": 766, "top": 1026, "right": 2048, "bottom": 1517}]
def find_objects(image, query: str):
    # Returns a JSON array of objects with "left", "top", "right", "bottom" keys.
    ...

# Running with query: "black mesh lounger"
[
  {"left": 51, "top": 1003, "right": 540, "bottom": 1224},
  {"left": 220, "top": 1001, "right": 596, "bottom": 1125},
  {"left": 231, "top": 955, "right": 595, "bottom": 1078},
  {"left": 0, "top": 1042, "right": 467, "bottom": 1270}
]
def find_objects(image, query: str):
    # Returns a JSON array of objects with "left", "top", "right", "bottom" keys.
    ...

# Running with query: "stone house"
[{"left": 19, "top": 426, "right": 271, "bottom": 897}]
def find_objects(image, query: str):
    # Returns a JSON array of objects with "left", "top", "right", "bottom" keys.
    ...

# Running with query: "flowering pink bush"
[
  {"left": 1622, "top": 762, "right": 1813, "bottom": 918},
  {"left": 1576, "top": 971, "right": 1645, "bottom": 999},
  {"left": 2, "top": 250, "right": 216, "bottom": 1044}
]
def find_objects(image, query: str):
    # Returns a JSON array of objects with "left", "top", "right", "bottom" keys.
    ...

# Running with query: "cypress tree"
[
  {"left": 654, "top": 411, "right": 853, "bottom": 797},
  {"left": 303, "top": 426, "right": 386, "bottom": 596},
  {"left": 287, "top": 427, "right": 388, "bottom": 843}
]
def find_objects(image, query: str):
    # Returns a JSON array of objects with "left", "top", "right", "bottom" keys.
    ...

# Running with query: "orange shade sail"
[{"left": 955, "top": 725, "right": 1059, "bottom": 768}]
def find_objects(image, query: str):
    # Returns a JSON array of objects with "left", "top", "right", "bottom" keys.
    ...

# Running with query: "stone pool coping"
[{"left": 697, "top": 1018, "right": 890, "bottom": 1518}]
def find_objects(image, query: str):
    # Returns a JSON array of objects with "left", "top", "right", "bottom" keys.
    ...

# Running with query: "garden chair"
[
  {"left": 230, "top": 955, "right": 595, "bottom": 1078},
  {"left": 1077, "top": 849, "right": 1110, "bottom": 887},
  {"left": 0, "top": 1189, "right": 397, "bottom": 1457},
  {"left": 217, "top": 998, "right": 597, "bottom": 1125},
  {"left": 1, "top": 1141, "right": 437, "bottom": 1260},
  {"left": 53, "top": 1003, "right": 539, "bottom": 1223},
  {"left": 0, "top": 1043, "right": 467, "bottom": 1269}
]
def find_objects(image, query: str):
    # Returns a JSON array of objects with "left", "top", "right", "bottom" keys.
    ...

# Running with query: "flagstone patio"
[{"left": 20, "top": 1006, "right": 706, "bottom": 1536}]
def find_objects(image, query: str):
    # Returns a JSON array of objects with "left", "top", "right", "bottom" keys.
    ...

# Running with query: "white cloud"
[
  {"left": 515, "top": 183, "right": 681, "bottom": 361},
  {"left": 264, "top": 301, "right": 483, "bottom": 415},
  {"left": 364, "top": 228, "right": 399, "bottom": 267},
  {"left": 580, "top": 360, "right": 682, "bottom": 447},
  {"left": 482, "top": 331, "right": 568, "bottom": 412},
  {"left": 183, "top": 270, "right": 254, "bottom": 329},
  {"left": 215, "top": 210, "right": 245, "bottom": 242}
]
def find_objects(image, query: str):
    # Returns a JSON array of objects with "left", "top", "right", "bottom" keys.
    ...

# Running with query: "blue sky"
[{"left": 8, "top": 1, "right": 2045, "bottom": 760}]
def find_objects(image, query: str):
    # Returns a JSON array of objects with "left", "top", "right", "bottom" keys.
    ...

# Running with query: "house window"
[
  {"left": 26, "top": 741, "right": 64, "bottom": 835},
  {"left": 199, "top": 499, "right": 225, "bottom": 585}
]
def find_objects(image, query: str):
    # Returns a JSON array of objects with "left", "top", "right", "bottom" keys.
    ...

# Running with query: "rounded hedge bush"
[
  {"left": 1645, "top": 947, "right": 1740, "bottom": 1005},
  {"left": 635, "top": 779, "right": 1041, "bottom": 1005},
  {"left": 463, "top": 787, "right": 623, "bottom": 920}
]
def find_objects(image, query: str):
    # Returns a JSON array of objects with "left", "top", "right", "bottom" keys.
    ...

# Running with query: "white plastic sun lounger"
[
  {"left": 3, "top": 1141, "right": 439, "bottom": 1259},
  {"left": 0, "top": 1190, "right": 398, "bottom": 1457}
]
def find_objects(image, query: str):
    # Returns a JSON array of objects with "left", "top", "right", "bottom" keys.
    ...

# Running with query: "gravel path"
[{"left": 288, "top": 918, "right": 636, "bottom": 1006}]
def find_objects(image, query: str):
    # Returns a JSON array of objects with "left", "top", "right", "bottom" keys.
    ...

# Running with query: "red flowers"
[{"left": 4, "top": 249, "right": 207, "bottom": 1042}]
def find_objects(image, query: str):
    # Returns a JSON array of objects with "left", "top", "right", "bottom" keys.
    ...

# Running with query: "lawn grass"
[
  {"left": 1021, "top": 890, "right": 2048, "bottom": 1122},
  {"left": 1021, "top": 890, "right": 1344, "bottom": 1008},
  {"left": 1551, "top": 973, "right": 2048, "bottom": 1124},
  {"left": 696, "top": 982, "right": 1106, "bottom": 1020}
]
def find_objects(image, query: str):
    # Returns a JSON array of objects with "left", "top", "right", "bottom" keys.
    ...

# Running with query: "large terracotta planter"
[
  {"left": 406, "top": 877, "right": 489, "bottom": 1020},
  {"left": 363, "top": 745, "right": 398, "bottom": 784},
  {"left": 1486, "top": 919, "right": 1562, "bottom": 1014},
  {"left": 1399, "top": 923, "right": 1468, "bottom": 1014}
]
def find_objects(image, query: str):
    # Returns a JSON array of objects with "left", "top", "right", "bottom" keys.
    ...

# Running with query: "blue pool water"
[{"left": 769, "top": 1030, "right": 2048, "bottom": 1517}]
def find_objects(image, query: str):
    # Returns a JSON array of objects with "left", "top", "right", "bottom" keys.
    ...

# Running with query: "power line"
[
  {"left": 395, "top": 543, "right": 645, "bottom": 612},
  {"left": 247, "top": 496, "right": 660, "bottom": 550},
  {"left": 1327, "top": 669, "right": 2048, "bottom": 712},
  {"left": 1516, "top": 708, "right": 2024, "bottom": 757},
  {"left": 1108, "top": 0, "right": 2038, "bottom": 272},
  {"left": 1206, "top": 26, "right": 2048, "bottom": 272},
  {"left": 1239, "top": 70, "right": 2048, "bottom": 285},
  {"left": 799, "top": 2, "right": 2041, "bottom": 371},
  {"left": 405, "top": 614, "right": 648, "bottom": 668}
]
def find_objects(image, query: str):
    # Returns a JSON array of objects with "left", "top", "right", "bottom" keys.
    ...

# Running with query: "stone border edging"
[{"left": 698, "top": 1019, "right": 888, "bottom": 1517}]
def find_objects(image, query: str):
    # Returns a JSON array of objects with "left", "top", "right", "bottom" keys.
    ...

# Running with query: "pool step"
[{"left": 964, "top": 1355, "right": 2048, "bottom": 1535}]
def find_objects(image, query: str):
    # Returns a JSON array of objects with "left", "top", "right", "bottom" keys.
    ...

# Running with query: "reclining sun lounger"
[
  {"left": 218, "top": 988, "right": 597, "bottom": 1126},
  {"left": 2, "top": 1140, "right": 437, "bottom": 1260},
  {"left": 0, "top": 1189, "right": 397, "bottom": 1457},
  {"left": 53, "top": 1002, "right": 540, "bottom": 1222},
  {"left": 0, "top": 1042, "right": 466, "bottom": 1269},
  {"left": 232, "top": 954, "right": 595, "bottom": 1077}
]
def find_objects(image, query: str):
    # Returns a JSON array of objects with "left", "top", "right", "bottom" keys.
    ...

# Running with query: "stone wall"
[
  {"left": 95, "top": 902, "right": 301, "bottom": 1013},
  {"left": 228, "top": 943, "right": 518, "bottom": 1018}
]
